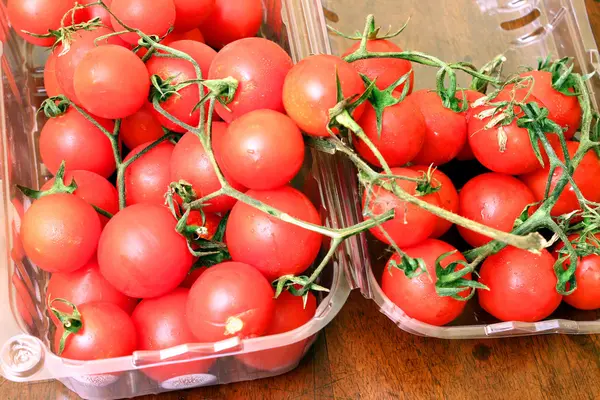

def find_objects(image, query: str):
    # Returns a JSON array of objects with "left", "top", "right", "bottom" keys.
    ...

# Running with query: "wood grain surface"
[{"left": 3, "top": 1, "right": 600, "bottom": 399}]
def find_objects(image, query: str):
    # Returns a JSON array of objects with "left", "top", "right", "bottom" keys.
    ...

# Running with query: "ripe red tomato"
[
  {"left": 55, "top": 302, "right": 137, "bottom": 360},
  {"left": 355, "top": 97, "right": 426, "bottom": 167},
  {"left": 124, "top": 141, "right": 174, "bottom": 206},
  {"left": 7, "top": 0, "right": 77, "bottom": 47},
  {"left": 521, "top": 140, "right": 600, "bottom": 216},
  {"left": 283, "top": 55, "right": 366, "bottom": 137},
  {"left": 170, "top": 125, "right": 246, "bottom": 213},
  {"left": 98, "top": 204, "right": 193, "bottom": 298},
  {"left": 42, "top": 170, "right": 119, "bottom": 226},
  {"left": 22, "top": 194, "right": 101, "bottom": 273},
  {"left": 208, "top": 38, "right": 293, "bottom": 122},
  {"left": 216, "top": 110, "right": 304, "bottom": 190},
  {"left": 83, "top": 0, "right": 112, "bottom": 27},
  {"left": 162, "top": 28, "right": 204, "bottom": 45},
  {"left": 187, "top": 211, "right": 220, "bottom": 240},
  {"left": 110, "top": 0, "right": 176, "bottom": 46},
  {"left": 226, "top": 186, "right": 323, "bottom": 281},
  {"left": 39, "top": 108, "right": 116, "bottom": 178},
  {"left": 458, "top": 173, "right": 535, "bottom": 247},
  {"left": 456, "top": 90, "right": 485, "bottom": 161},
  {"left": 186, "top": 261, "right": 275, "bottom": 342},
  {"left": 237, "top": 291, "right": 317, "bottom": 372},
  {"left": 172, "top": 0, "right": 214, "bottom": 31},
  {"left": 199, "top": 0, "right": 262, "bottom": 49},
  {"left": 121, "top": 103, "right": 165, "bottom": 150},
  {"left": 478, "top": 247, "right": 561, "bottom": 322},
  {"left": 132, "top": 288, "right": 214, "bottom": 383},
  {"left": 408, "top": 166, "right": 458, "bottom": 238},
  {"left": 44, "top": 51, "right": 63, "bottom": 97},
  {"left": 362, "top": 167, "right": 441, "bottom": 248},
  {"left": 74, "top": 45, "right": 150, "bottom": 119},
  {"left": 381, "top": 239, "right": 469, "bottom": 326},
  {"left": 180, "top": 267, "right": 207, "bottom": 289}
]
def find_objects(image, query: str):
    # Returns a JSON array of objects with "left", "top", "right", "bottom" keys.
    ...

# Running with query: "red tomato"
[
  {"left": 180, "top": 267, "right": 207, "bottom": 289},
  {"left": 458, "top": 173, "right": 535, "bottom": 247},
  {"left": 521, "top": 140, "right": 600, "bottom": 216},
  {"left": 98, "top": 204, "right": 193, "bottom": 298},
  {"left": 408, "top": 166, "right": 458, "bottom": 238},
  {"left": 208, "top": 38, "right": 293, "bottom": 123},
  {"left": 132, "top": 288, "right": 214, "bottom": 383},
  {"left": 172, "top": 0, "right": 214, "bottom": 31},
  {"left": 187, "top": 211, "right": 220, "bottom": 240},
  {"left": 74, "top": 45, "right": 150, "bottom": 119},
  {"left": 343, "top": 39, "right": 413, "bottom": 92},
  {"left": 199, "top": 0, "right": 262, "bottom": 49},
  {"left": 83, "top": 0, "right": 112, "bottom": 26},
  {"left": 170, "top": 125, "right": 246, "bottom": 213},
  {"left": 186, "top": 261, "right": 275, "bottom": 342},
  {"left": 110, "top": 0, "right": 176, "bottom": 46},
  {"left": 478, "top": 247, "right": 561, "bottom": 322},
  {"left": 42, "top": 170, "right": 119, "bottom": 226},
  {"left": 355, "top": 97, "right": 426, "bottom": 167},
  {"left": 44, "top": 51, "right": 63, "bottom": 97},
  {"left": 381, "top": 239, "right": 469, "bottom": 326},
  {"left": 237, "top": 291, "right": 317, "bottom": 371},
  {"left": 162, "top": 28, "right": 204, "bottom": 45},
  {"left": 7, "top": 0, "right": 77, "bottom": 46},
  {"left": 456, "top": 90, "right": 485, "bottom": 161},
  {"left": 22, "top": 194, "right": 101, "bottom": 273},
  {"left": 123, "top": 141, "right": 174, "bottom": 206},
  {"left": 216, "top": 110, "right": 304, "bottom": 190},
  {"left": 362, "top": 167, "right": 441, "bottom": 248},
  {"left": 283, "top": 55, "right": 365, "bottom": 137},
  {"left": 226, "top": 186, "right": 323, "bottom": 281},
  {"left": 121, "top": 103, "right": 165, "bottom": 150},
  {"left": 55, "top": 302, "right": 137, "bottom": 360},
  {"left": 39, "top": 108, "right": 116, "bottom": 178}
]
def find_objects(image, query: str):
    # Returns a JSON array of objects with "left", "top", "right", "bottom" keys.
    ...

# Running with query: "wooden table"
[{"left": 4, "top": 1, "right": 600, "bottom": 399}]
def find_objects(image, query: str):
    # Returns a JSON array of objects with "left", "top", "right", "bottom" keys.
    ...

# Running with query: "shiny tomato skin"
[
  {"left": 456, "top": 90, "right": 485, "bottom": 161},
  {"left": 39, "top": 108, "right": 116, "bottom": 178},
  {"left": 199, "top": 0, "right": 262, "bottom": 49},
  {"left": 98, "top": 204, "right": 193, "bottom": 298},
  {"left": 283, "top": 54, "right": 366, "bottom": 137},
  {"left": 226, "top": 186, "right": 323, "bottom": 281},
  {"left": 381, "top": 239, "right": 469, "bottom": 326},
  {"left": 478, "top": 247, "right": 561, "bottom": 322},
  {"left": 363, "top": 167, "right": 441, "bottom": 248},
  {"left": 22, "top": 194, "right": 101, "bottom": 273},
  {"left": 121, "top": 103, "right": 165, "bottom": 150},
  {"left": 458, "top": 173, "right": 535, "bottom": 247},
  {"left": 162, "top": 28, "right": 204, "bottom": 45},
  {"left": 7, "top": 0, "right": 77, "bottom": 47},
  {"left": 355, "top": 97, "right": 426, "bottom": 168},
  {"left": 172, "top": 0, "right": 214, "bottom": 31},
  {"left": 44, "top": 51, "right": 63, "bottom": 98},
  {"left": 83, "top": 0, "right": 112, "bottom": 26},
  {"left": 110, "top": 0, "right": 176, "bottom": 46},
  {"left": 124, "top": 141, "right": 174, "bottom": 206},
  {"left": 208, "top": 38, "right": 293, "bottom": 122},
  {"left": 186, "top": 261, "right": 275, "bottom": 342}
]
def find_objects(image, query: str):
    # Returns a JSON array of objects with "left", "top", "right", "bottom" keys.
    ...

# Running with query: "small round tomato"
[
  {"left": 186, "top": 261, "right": 275, "bottom": 342},
  {"left": 172, "top": 0, "right": 214, "bottom": 31},
  {"left": 216, "top": 110, "right": 304, "bottom": 190},
  {"left": 39, "top": 108, "right": 116, "bottom": 178},
  {"left": 478, "top": 247, "right": 561, "bottom": 322},
  {"left": 283, "top": 55, "right": 366, "bottom": 137},
  {"left": 458, "top": 173, "right": 535, "bottom": 248},
  {"left": 186, "top": 211, "right": 220, "bottom": 240},
  {"left": 199, "top": 0, "right": 261, "bottom": 49},
  {"left": 110, "top": 0, "right": 176, "bottom": 46},
  {"left": 226, "top": 186, "right": 322, "bottom": 281},
  {"left": 456, "top": 90, "right": 485, "bottom": 161},
  {"left": 74, "top": 45, "right": 150, "bottom": 119},
  {"left": 121, "top": 103, "right": 165, "bottom": 150},
  {"left": 355, "top": 97, "right": 425, "bottom": 168},
  {"left": 44, "top": 51, "right": 63, "bottom": 97},
  {"left": 83, "top": 0, "right": 112, "bottom": 26},
  {"left": 381, "top": 239, "right": 469, "bottom": 326},
  {"left": 162, "top": 28, "right": 204, "bottom": 45},
  {"left": 123, "top": 141, "right": 174, "bottom": 206},
  {"left": 22, "top": 194, "right": 101, "bottom": 273},
  {"left": 363, "top": 167, "right": 441, "bottom": 248},
  {"left": 237, "top": 291, "right": 317, "bottom": 372},
  {"left": 180, "top": 267, "right": 207, "bottom": 289},
  {"left": 98, "top": 204, "right": 193, "bottom": 298},
  {"left": 208, "top": 38, "right": 293, "bottom": 122}
]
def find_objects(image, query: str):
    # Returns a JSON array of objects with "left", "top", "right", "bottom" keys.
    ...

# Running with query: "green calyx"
[
  {"left": 17, "top": 161, "right": 77, "bottom": 200},
  {"left": 49, "top": 298, "right": 82, "bottom": 356},
  {"left": 328, "top": 15, "right": 410, "bottom": 41},
  {"left": 273, "top": 275, "right": 330, "bottom": 308},
  {"left": 39, "top": 96, "right": 71, "bottom": 118},
  {"left": 388, "top": 253, "right": 428, "bottom": 279},
  {"left": 517, "top": 102, "right": 565, "bottom": 167},
  {"left": 434, "top": 252, "right": 489, "bottom": 301}
]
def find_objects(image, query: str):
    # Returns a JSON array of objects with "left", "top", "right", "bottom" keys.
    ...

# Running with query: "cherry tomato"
[
  {"left": 110, "top": 0, "right": 176, "bottom": 46},
  {"left": 162, "top": 28, "right": 204, "bottom": 45},
  {"left": 187, "top": 211, "right": 220, "bottom": 240},
  {"left": 186, "top": 261, "right": 275, "bottom": 342},
  {"left": 199, "top": 0, "right": 262, "bottom": 49},
  {"left": 121, "top": 102, "right": 165, "bottom": 150},
  {"left": 458, "top": 173, "right": 535, "bottom": 248},
  {"left": 40, "top": 107, "right": 116, "bottom": 178},
  {"left": 180, "top": 267, "right": 207, "bottom": 289},
  {"left": 478, "top": 247, "right": 561, "bottom": 322},
  {"left": 44, "top": 51, "right": 63, "bottom": 98},
  {"left": 98, "top": 204, "right": 193, "bottom": 298},
  {"left": 226, "top": 186, "right": 322, "bottom": 281},
  {"left": 83, "top": 0, "right": 112, "bottom": 26},
  {"left": 7, "top": 0, "right": 77, "bottom": 47},
  {"left": 74, "top": 45, "right": 150, "bottom": 119},
  {"left": 172, "top": 0, "right": 214, "bottom": 32},
  {"left": 381, "top": 239, "right": 469, "bottom": 326},
  {"left": 408, "top": 166, "right": 458, "bottom": 238},
  {"left": 237, "top": 291, "right": 317, "bottom": 371},
  {"left": 208, "top": 38, "right": 293, "bottom": 123},
  {"left": 132, "top": 288, "right": 214, "bottom": 383},
  {"left": 283, "top": 55, "right": 366, "bottom": 137},
  {"left": 355, "top": 97, "right": 426, "bottom": 167},
  {"left": 22, "top": 194, "right": 101, "bottom": 273},
  {"left": 363, "top": 167, "right": 441, "bottom": 248},
  {"left": 123, "top": 141, "right": 174, "bottom": 206},
  {"left": 456, "top": 90, "right": 485, "bottom": 161}
]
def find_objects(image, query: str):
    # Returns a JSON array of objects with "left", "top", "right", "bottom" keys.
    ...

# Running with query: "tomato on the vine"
[
  {"left": 172, "top": 0, "right": 214, "bottom": 32},
  {"left": 121, "top": 103, "right": 165, "bottom": 150},
  {"left": 110, "top": 0, "right": 176, "bottom": 46},
  {"left": 44, "top": 51, "right": 63, "bottom": 98},
  {"left": 83, "top": 0, "right": 112, "bottom": 27},
  {"left": 124, "top": 141, "right": 174, "bottom": 207},
  {"left": 162, "top": 28, "right": 204, "bottom": 45},
  {"left": 199, "top": 0, "right": 262, "bottom": 49},
  {"left": 456, "top": 89, "right": 485, "bottom": 161},
  {"left": 180, "top": 267, "right": 207, "bottom": 289},
  {"left": 186, "top": 211, "right": 221, "bottom": 241}
]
